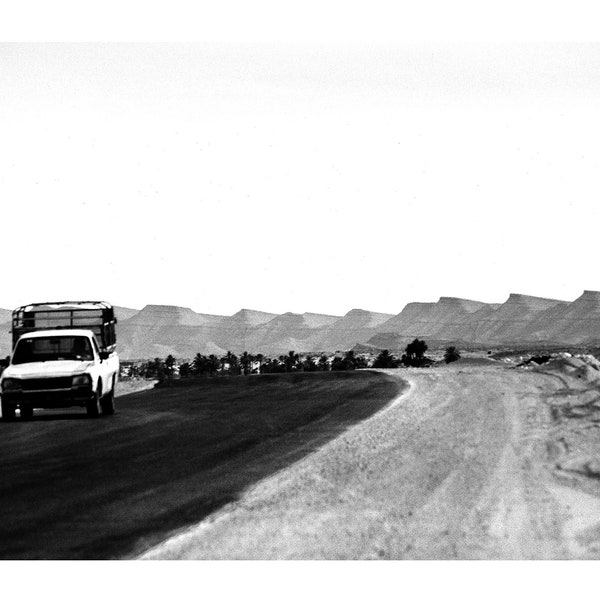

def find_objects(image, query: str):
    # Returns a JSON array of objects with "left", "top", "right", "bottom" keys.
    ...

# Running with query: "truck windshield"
[{"left": 12, "top": 336, "right": 94, "bottom": 364}]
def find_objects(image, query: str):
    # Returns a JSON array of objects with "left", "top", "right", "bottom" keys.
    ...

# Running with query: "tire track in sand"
[{"left": 140, "top": 364, "right": 584, "bottom": 559}]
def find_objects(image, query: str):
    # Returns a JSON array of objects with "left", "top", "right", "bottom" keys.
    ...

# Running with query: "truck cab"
[{"left": 0, "top": 301, "right": 120, "bottom": 420}]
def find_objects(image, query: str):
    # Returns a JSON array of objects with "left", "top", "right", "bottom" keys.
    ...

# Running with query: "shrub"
[
  {"left": 372, "top": 349, "right": 400, "bottom": 368},
  {"left": 444, "top": 346, "right": 461, "bottom": 363},
  {"left": 402, "top": 338, "right": 432, "bottom": 367}
]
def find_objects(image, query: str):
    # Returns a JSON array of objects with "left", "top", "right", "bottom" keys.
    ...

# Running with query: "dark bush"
[
  {"left": 402, "top": 338, "right": 432, "bottom": 367},
  {"left": 372, "top": 349, "right": 400, "bottom": 368},
  {"left": 444, "top": 346, "right": 461, "bottom": 364}
]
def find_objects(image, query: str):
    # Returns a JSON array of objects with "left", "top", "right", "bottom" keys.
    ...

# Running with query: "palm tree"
[
  {"left": 207, "top": 354, "right": 220, "bottom": 376},
  {"left": 179, "top": 362, "right": 192, "bottom": 378},
  {"left": 225, "top": 351, "right": 239, "bottom": 375},
  {"left": 152, "top": 357, "right": 166, "bottom": 379},
  {"left": 344, "top": 350, "right": 357, "bottom": 370},
  {"left": 193, "top": 353, "right": 205, "bottom": 377},
  {"left": 240, "top": 351, "right": 252, "bottom": 375},
  {"left": 444, "top": 346, "right": 461, "bottom": 363},
  {"left": 318, "top": 355, "right": 330, "bottom": 371},
  {"left": 164, "top": 354, "right": 176, "bottom": 378},
  {"left": 373, "top": 349, "right": 398, "bottom": 368},
  {"left": 406, "top": 339, "right": 428, "bottom": 361},
  {"left": 302, "top": 355, "right": 317, "bottom": 372},
  {"left": 284, "top": 350, "right": 299, "bottom": 372},
  {"left": 255, "top": 353, "right": 264, "bottom": 373}
]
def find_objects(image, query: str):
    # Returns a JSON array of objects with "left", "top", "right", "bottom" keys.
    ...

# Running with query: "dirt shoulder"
[{"left": 141, "top": 362, "right": 600, "bottom": 559}]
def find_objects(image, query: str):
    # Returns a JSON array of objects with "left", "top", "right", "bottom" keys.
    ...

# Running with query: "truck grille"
[{"left": 21, "top": 377, "right": 72, "bottom": 391}]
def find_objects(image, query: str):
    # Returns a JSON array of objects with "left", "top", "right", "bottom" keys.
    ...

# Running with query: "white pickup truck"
[{"left": 0, "top": 301, "right": 120, "bottom": 420}]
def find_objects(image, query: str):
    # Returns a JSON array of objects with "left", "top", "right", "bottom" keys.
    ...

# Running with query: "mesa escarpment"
[
  {"left": 242, "top": 312, "right": 340, "bottom": 355},
  {"left": 2, "top": 291, "right": 600, "bottom": 359},
  {"left": 212, "top": 309, "right": 279, "bottom": 353},
  {"left": 365, "top": 293, "right": 588, "bottom": 350},
  {"left": 307, "top": 309, "right": 395, "bottom": 352},
  {"left": 466, "top": 294, "right": 567, "bottom": 344},
  {"left": 117, "top": 305, "right": 227, "bottom": 359},
  {"left": 532, "top": 290, "right": 600, "bottom": 344}
]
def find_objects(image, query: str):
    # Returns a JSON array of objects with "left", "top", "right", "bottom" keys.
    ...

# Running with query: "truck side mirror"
[
  {"left": 99, "top": 351, "right": 110, "bottom": 361},
  {"left": 0, "top": 357, "right": 9, "bottom": 368}
]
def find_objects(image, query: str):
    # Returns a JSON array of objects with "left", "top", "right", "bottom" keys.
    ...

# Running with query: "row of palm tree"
[
  {"left": 124, "top": 340, "right": 457, "bottom": 379},
  {"left": 128, "top": 349, "right": 372, "bottom": 379}
]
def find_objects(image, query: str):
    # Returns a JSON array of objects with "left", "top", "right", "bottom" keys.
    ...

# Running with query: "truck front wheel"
[
  {"left": 100, "top": 384, "right": 115, "bottom": 416},
  {"left": 86, "top": 384, "right": 101, "bottom": 417},
  {"left": 1, "top": 399, "right": 16, "bottom": 421}
]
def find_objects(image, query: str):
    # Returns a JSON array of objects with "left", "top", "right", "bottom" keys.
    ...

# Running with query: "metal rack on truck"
[{"left": 11, "top": 301, "right": 117, "bottom": 352}]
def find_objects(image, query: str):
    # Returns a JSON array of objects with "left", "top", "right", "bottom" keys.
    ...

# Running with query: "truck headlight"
[
  {"left": 1, "top": 378, "right": 22, "bottom": 392},
  {"left": 72, "top": 374, "right": 92, "bottom": 387}
]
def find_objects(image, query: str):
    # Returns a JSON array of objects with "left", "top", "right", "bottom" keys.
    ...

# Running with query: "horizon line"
[{"left": 4, "top": 290, "right": 598, "bottom": 318}]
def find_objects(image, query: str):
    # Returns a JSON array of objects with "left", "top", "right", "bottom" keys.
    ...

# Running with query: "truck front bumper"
[{"left": 1, "top": 386, "right": 93, "bottom": 410}]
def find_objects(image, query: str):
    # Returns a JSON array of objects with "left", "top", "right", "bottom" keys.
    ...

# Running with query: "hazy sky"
[{"left": 1, "top": 41, "right": 599, "bottom": 315}]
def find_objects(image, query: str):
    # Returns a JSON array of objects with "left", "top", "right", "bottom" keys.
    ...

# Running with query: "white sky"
[{"left": 1, "top": 4, "right": 600, "bottom": 316}]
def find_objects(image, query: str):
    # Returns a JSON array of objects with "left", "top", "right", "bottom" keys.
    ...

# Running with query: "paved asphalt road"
[{"left": 0, "top": 372, "right": 399, "bottom": 559}]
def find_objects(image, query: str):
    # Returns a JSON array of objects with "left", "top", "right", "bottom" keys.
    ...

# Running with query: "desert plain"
[{"left": 140, "top": 354, "right": 600, "bottom": 559}]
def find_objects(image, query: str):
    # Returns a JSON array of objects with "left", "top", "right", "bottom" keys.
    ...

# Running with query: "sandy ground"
[
  {"left": 141, "top": 361, "right": 600, "bottom": 559},
  {"left": 115, "top": 378, "right": 158, "bottom": 397}
]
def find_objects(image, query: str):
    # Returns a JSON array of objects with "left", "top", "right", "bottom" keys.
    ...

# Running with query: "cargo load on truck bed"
[{"left": 11, "top": 301, "right": 117, "bottom": 352}]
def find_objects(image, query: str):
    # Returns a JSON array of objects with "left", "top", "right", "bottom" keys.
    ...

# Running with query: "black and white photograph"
[{"left": 1, "top": 1, "right": 599, "bottom": 596}]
